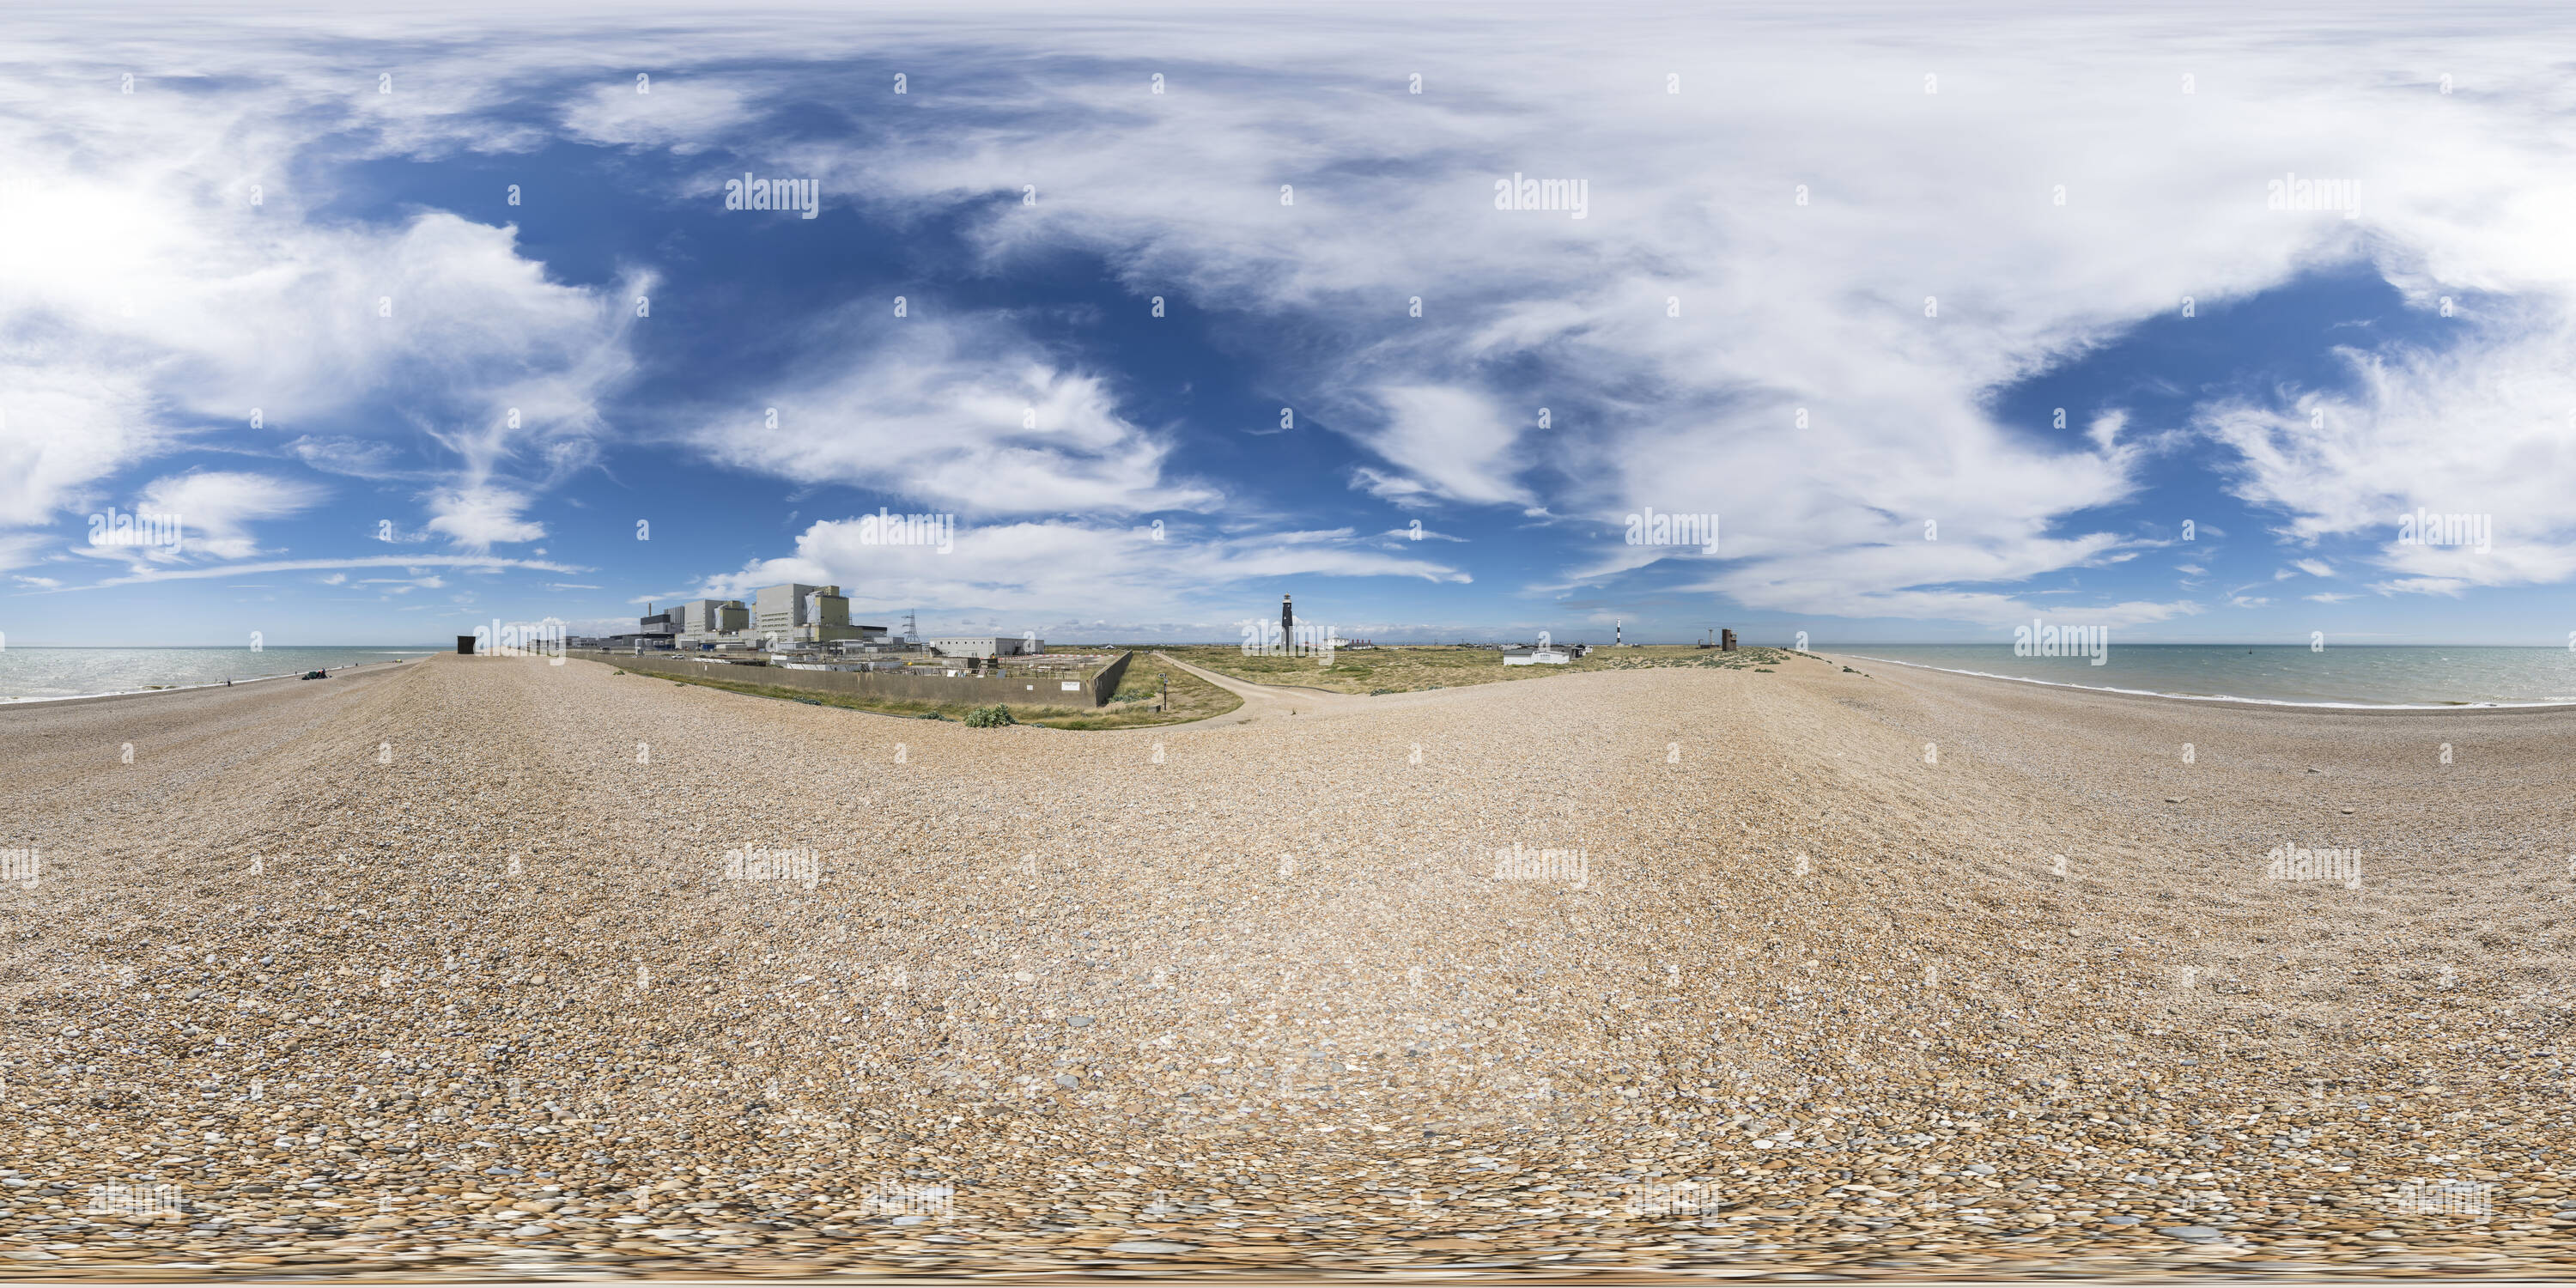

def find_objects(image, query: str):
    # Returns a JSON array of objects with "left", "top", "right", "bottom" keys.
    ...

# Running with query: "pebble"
[{"left": 0, "top": 653, "right": 2567, "bottom": 1275}]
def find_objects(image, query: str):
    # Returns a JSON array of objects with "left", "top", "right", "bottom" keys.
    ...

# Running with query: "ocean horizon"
[{"left": 0, "top": 646, "right": 444, "bottom": 702}]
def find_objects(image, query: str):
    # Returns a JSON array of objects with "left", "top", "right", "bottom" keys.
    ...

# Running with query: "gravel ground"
[{"left": 0, "top": 649, "right": 2569, "bottom": 1280}]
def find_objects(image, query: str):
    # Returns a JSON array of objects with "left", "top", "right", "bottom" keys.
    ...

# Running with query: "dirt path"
[{"left": 1148, "top": 649, "right": 1371, "bottom": 727}]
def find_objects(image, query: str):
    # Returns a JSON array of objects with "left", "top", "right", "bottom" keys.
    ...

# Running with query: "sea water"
[{"left": 0, "top": 647, "right": 440, "bottom": 702}]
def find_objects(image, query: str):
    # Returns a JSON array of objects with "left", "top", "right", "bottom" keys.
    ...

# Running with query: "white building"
[
  {"left": 931, "top": 635, "right": 1042, "bottom": 659},
  {"left": 1502, "top": 647, "right": 1571, "bottom": 665}
]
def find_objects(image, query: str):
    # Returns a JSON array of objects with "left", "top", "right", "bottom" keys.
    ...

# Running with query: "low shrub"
[{"left": 963, "top": 704, "right": 1016, "bottom": 728}]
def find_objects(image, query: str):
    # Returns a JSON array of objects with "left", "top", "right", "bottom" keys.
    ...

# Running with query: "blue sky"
[{"left": 6, "top": 3, "right": 2573, "bottom": 647}]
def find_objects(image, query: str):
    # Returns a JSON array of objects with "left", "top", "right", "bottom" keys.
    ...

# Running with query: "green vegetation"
[
  {"left": 963, "top": 704, "right": 1017, "bottom": 728},
  {"left": 1156, "top": 642, "right": 1810, "bottom": 695},
  {"left": 629, "top": 657, "right": 1242, "bottom": 730},
  {"left": 1042, "top": 659, "right": 1242, "bottom": 728},
  {"left": 644, "top": 669, "right": 1089, "bottom": 724}
]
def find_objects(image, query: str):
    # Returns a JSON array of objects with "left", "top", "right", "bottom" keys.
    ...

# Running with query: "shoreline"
[
  {"left": 0, "top": 654, "right": 424, "bottom": 707},
  {"left": 1835, "top": 650, "right": 2576, "bottom": 712}
]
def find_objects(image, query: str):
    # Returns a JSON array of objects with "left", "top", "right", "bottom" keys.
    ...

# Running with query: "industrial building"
[
  {"left": 674, "top": 598, "right": 750, "bottom": 635},
  {"left": 929, "top": 635, "right": 1043, "bottom": 659},
  {"left": 665, "top": 585, "right": 889, "bottom": 650},
  {"left": 585, "top": 586, "right": 1054, "bottom": 661},
  {"left": 568, "top": 604, "right": 678, "bottom": 652}
]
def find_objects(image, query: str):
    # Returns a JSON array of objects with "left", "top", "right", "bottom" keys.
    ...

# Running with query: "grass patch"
[
  {"left": 647, "top": 669, "right": 1090, "bottom": 723},
  {"left": 1039, "top": 659, "right": 1242, "bottom": 728},
  {"left": 636, "top": 659, "right": 1242, "bottom": 729},
  {"left": 1155, "top": 643, "right": 1809, "bottom": 695}
]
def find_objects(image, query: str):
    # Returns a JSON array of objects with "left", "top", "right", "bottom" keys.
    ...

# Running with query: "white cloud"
[
  {"left": 287, "top": 437, "right": 413, "bottom": 481},
  {"left": 1381, "top": 524, "right": 1465, "bottom": 544},
  {"left": 128, "top": 471, "right": 328, "bottom": 561},
  {"left": 701, "top": 516, "right": 1467, "bottom": 629},
  {"left": 0, "top": 51, "right": 644, "bottom": 567},
  {"left": 677, "top": 313, "right": 1218, "bottom": 517},
  {"left": 2205, "top": 310, "right": 2576, "bottom": 595},
  {"left": 561, "top": 76, "right": 757, "bottom": 154},
  {"left": 1348, "top": 386, "right": 1533, "bottom": 509},
  {"left": 704, "top": 6, "right": 2576, "bottom": 623},
  {"left": 16, "top": 5, "right": 2576, "bottom": 629},
  {"left": 0, "top": 371, "right": 167, "bottom": 535},
  {"left": 48, "top": 554, "right": 584, "bottom": 591},
  {"left": 426, "top": 484, "right": 549, "bottom": 549}
]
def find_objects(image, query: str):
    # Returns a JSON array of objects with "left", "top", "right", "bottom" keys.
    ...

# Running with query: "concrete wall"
[
  {"left": 574, "top": 648, "right": 1134, "bottom": 708},
  {"left": 1089, "top": 648, "right": 1136, "bottom": 706}
]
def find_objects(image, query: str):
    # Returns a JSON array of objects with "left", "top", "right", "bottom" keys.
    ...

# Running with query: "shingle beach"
[{"left": 2, "top": 651, "right": 2568, "bottom": 1279}]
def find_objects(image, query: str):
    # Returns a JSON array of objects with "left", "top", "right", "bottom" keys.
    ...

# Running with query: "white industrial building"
[
  {"left": 661, "top": 585, "right": 890, "bottom": 649},
  {"left": 930, "top": 635, "right": 1043, "bottom": 659}
]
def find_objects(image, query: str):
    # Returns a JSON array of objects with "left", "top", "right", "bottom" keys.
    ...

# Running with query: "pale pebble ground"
[{"left": 0, "top": 649, "right": 2568, "bottom": 1280}]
